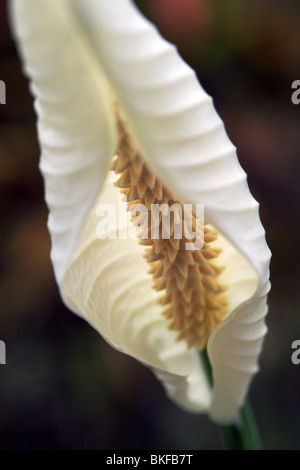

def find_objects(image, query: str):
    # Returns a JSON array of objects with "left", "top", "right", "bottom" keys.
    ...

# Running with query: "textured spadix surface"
[{"left": 10, "top": 0, "right": 271, "bottom": 423}]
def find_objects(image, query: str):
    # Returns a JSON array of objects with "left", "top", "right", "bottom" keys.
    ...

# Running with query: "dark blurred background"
[{"left": 0, "top": 0, "right": 300, "bottom": 450}]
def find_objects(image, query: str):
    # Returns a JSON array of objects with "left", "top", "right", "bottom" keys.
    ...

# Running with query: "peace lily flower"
[{"left": 10, "top": 0, "right": 271, "bottom": 426}]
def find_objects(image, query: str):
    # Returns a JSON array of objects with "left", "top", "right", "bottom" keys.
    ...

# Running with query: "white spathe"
[{"left": 10, "top": 0, "right": 271, "bottom": 423}]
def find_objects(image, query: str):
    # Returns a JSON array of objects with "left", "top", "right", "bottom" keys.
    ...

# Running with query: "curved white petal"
[
  {"left": 61, "top": 173, "right": 212, "bottom": 413},
  {"left": 208, "top": 237, "right": 267, "bottom": 422},
  {"left": 69, "top": 0, "right": 271, "bottom": 422},
  {"left": 9, "top": 0, "right": 116, "bottom": 284}
]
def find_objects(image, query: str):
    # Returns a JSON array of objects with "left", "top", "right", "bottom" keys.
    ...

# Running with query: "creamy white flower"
[{"left": 10, "top": 0, "right": 271, "bottom": 423}]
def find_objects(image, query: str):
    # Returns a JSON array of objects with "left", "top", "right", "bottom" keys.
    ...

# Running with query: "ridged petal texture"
[
  {"left": 9, "top": 0, "right": 116, "bottom": 284},
  {"left": 10, "top": 0, "right": 271, "bottom": 422}
]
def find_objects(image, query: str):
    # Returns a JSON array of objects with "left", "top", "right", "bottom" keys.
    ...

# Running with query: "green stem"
[
  {"left": 218, "top": 401, "right": 263, "bottom": 450},
  {"left": 200, "top": 348, "right": 263, "bottom": 450}
]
